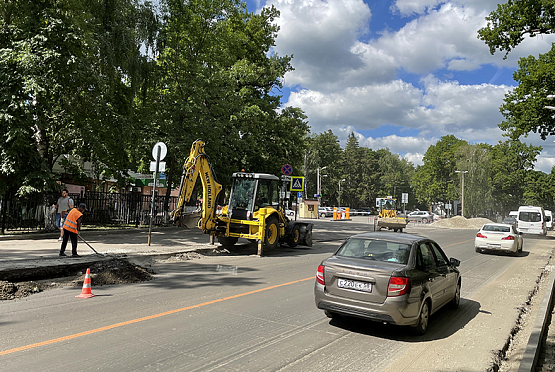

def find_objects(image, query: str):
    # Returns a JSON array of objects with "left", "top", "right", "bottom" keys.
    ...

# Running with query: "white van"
[
  {"left": 545, "top": 210, "right": 553, "bottom": 230},
  {"left": 509, "top": 211, "right": 518, "bottom": 218},
  {"left": 516, "top": 206, "right": 547, "bottom": 236}
]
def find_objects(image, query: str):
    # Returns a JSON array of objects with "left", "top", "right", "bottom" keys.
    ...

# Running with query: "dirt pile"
[
  {"left": 430, "top": 216, "right": 492, "bottom": 229},
  {"left": 0, "top": 259, "right": 154, "bottom": 301},
  {"left": 0, "top": 281, "right": 45, "bottom": 300}
]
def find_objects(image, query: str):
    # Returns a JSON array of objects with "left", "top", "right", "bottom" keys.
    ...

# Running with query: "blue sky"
[{"left": 243, "top": 0, "right": 555, "bottom": 172}]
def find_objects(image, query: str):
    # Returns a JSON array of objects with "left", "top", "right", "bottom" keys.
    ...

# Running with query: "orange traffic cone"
[{"left": 76, "top": 268, "right": 96, "bottom": 298}]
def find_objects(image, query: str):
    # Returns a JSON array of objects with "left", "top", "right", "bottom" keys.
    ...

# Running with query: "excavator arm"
[{"left": 170, "top": 140, "right": 223, "bottom": 231}]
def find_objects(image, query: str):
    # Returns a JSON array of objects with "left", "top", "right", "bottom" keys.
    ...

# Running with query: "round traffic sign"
[
  {"left": 152, "top": 142, "right": 167, "bottom": 161},
  {"left": 282, "top": 164, "right": 293, "bottom": 175}
]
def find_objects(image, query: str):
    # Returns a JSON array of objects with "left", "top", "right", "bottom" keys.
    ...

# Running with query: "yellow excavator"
[{"left": 170, "top": 140, "right": 313, "bottom": 255}]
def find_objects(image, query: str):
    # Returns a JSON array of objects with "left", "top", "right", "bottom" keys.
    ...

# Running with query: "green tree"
[
  {"left": 490, "top": 139, "right": 542, "bottom": 214},
  {"left": 478, "top": 0, "right": 555, "bottom": 139},
  {"left": 413, "top": 135, "right": 467, "bottom": 207},
  {"left": 454, "top": 144, "right": 493, "bottom": 217},
  {"left": 144, "top": 0, "right": 308, "bottom": 203},
  {"left": 303, "top": 130, "right": 341, "bottom": 206},
  {"left": 339, "top": 133, "right": 366, "bottom": 208},
  {"left": 478, "top": 0, "right": 555, "bottom": 58},
  {"left": 375, "top": 148, "right": 415, "bottom": 210},
  {"left": 523, "top": 170, "right": 552, "bottom": 206},
  {"left": 0, "top": 0, "right": 156, "bottom": 199}
]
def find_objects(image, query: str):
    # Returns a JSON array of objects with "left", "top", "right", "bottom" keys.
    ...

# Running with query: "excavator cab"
[{"left": 227, "top": 173, "right": 282, "bottom": 220}]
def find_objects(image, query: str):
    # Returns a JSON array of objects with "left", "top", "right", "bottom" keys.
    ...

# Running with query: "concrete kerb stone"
[{"left": 518, "top": 265, "right": 555, "bottom": 372}]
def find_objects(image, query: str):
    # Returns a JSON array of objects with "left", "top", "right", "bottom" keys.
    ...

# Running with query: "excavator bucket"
[{"left": 175, "top": 211, "right": 202, "bottom": 228}]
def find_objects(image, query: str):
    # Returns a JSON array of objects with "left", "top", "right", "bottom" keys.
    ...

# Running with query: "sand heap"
[{"left": 429, "top": 215, "right": 492, "bottom": 229}]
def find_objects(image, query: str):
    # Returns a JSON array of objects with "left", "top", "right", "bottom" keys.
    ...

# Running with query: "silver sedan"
[
  {"left": 475, "top": 223, "right": 523, "bottom": 256},
  {"left": 314, "top": 232, "right": 461, "bottom": 335}
]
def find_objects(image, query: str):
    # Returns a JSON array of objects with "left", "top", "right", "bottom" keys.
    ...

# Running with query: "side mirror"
[
  {"left": 450, "top": 258, "right": 460, "bottom": 267},
  {"left": 519, "top": 232, "right": 523, "bottom": 235}
]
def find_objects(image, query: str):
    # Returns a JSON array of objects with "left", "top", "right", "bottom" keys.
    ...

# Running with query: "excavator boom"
[{"left": 170, "top": 140, "right": 223, "bottom": 231}]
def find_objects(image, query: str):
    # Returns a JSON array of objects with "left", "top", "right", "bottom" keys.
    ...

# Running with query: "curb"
[{"left": 518, "top": 266, "right": 555, "bottom": 372}]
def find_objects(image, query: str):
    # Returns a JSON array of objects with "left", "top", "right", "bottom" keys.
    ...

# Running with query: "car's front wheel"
[{"left": 450, "top": 280, "right": 461, "bottom": 309}]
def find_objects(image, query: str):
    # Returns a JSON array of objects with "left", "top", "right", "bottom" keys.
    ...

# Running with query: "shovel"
[{"left": 78, "top": 233, "right": 107, "bottom": 257}]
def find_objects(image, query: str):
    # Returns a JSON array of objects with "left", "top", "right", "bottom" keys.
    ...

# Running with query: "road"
[{"left": 0, "top": 219, "right": 553, "bottom": 371}]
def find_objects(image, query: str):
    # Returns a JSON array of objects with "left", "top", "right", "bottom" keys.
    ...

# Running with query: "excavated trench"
[
  {"left": 0, "top": 258, "right": 154, "bottom": 301},
  {"left": 0, "top": 248, "right": 237, "bottom": 301}
]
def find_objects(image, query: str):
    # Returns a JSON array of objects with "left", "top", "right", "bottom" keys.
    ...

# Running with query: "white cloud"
[
  {"left": 263, "top": 0, "right": 555, "bottom": 174},
  {"left": 391, "top": 0, "right": 501, "bottom": 17},
  {"left": 268, "top": 0, "right": 390, "bottom": 92},
  {"left": 287, "top": 76, "right": 510, "bottom": 143}
]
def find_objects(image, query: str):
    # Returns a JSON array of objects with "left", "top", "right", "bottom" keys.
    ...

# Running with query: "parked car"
[
  {"left": 285, "top": 209, "right": 295, "bottom": 217},
  {"left": 318, "top": 207, "right": 333, "bottom": 218},
  {"left": 502, "top": 216, "right": 517, "bottom": 226},
  {"left": 475, "top": 223, "right": 523, "bottom": 256},
  {"left": 406, "top": 211, "right": 433, "bottom": 222},
  {"left": 314, "top": 232, "right": 461, "bottom": 335}
]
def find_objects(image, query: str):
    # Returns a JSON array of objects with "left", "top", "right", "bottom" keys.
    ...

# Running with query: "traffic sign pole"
[{"left": 148, "top": 146, "right": 161, "bottom": 246}]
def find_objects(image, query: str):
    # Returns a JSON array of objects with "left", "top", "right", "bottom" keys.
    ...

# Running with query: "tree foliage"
[
  {"left": 0, "top": 0, "right": 156, "bottom": 196},
  {"left": 142, "top": 0, "right": 308, "bottom": 196},
  {"left": 478, "top": 0, "right": 555, "bottom": 58},
  {"left": 413, "top": 135, "right": 467, "bottom": 207},
  {"left": 478, "top": 0, "right": 555, "bottom": 140}
]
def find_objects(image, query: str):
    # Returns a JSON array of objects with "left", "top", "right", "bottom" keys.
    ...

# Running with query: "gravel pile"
[{"left": 430, "top": 216, "right": 492, "bottom": 229}]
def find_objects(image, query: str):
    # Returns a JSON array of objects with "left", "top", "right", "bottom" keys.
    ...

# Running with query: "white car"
[{"left": 475, "top": 223, "right": 523, "bottom": 256}]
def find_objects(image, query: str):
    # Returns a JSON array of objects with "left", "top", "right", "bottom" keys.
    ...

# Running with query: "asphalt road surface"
[{"left": 0, "top": 219, "right": 553, "bottom": 371}]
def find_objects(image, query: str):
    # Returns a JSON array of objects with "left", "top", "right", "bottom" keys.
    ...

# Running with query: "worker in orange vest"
[{"left": 59, "top": 203, "right": 87, "bottom": 257}]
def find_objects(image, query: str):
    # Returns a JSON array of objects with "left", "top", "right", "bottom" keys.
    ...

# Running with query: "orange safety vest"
[{"left": 63, "top": 208, "right": 82, "bottom": 234}]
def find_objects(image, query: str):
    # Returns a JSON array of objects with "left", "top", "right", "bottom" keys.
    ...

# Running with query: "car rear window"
[
  {"left": 336, "top": 238, "right": 411, "bottom": 264},
  {"left": 519, "top": 212, "right": 542, "bottom": 222},
  {"left": 482, "top": 225, "right": 510, "bottom": 232}
]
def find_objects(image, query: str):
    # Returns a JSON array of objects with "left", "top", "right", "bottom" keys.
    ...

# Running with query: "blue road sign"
[{"left": 290, "top": 176, "right": 304, "bottom": 191}]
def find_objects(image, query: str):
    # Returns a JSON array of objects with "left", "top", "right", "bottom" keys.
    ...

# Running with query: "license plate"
[
  {"left": 337, "top": 278, "right": 372, "bottom": 292},
  {"left": 487, "top": 244, "right": 501, "bottom": 249}
]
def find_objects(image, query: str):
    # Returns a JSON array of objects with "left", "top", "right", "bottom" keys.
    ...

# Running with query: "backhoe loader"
[{"left": 170, "top": 140, "right": 313, "bottom": 255}]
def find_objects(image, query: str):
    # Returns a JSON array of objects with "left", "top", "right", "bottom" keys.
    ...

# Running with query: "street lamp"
[
  {"left": 338, "top": 178, "right": 346, "bottom": 208},
  {"left": 455, "top": 170, "right": 468, "bottom": 217},
  {"left": 317, "top": 166, "right": 327, "bottom": 208}
]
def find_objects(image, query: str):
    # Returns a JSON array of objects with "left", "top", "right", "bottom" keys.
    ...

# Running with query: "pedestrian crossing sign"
[{"left": 290, "top": 177, "right": 304, "bottom": 191}]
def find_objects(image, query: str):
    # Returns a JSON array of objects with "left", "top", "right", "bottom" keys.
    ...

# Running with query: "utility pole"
[{"left": 455, "top": 170, "right": 468, "bottom": 217}]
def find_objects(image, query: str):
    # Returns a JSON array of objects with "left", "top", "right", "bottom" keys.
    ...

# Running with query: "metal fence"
[{"left": 0, "top": 192, "right": 185, "bottom": 233}]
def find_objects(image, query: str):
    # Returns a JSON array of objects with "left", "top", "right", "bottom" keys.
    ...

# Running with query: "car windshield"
[
  {"left": 336, "top": 238, "right": 411, "bottom": 264},
  {"left": 482, "top": 225, "right": 510, "bottom": 232}
]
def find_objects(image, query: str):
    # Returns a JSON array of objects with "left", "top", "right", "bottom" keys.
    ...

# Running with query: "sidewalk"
[{"left": 0, "top": 227, "right": 216, "bottom": 281}]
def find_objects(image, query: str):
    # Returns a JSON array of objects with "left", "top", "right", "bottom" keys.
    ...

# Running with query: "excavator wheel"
[
  {"left": 264, "top": 216, "right": 279, "bottom": 250},
  {"left": 302, "top": 225, "right": 313, "bottom": 246},
  {"left": 217, "top": 236, "right": 238, "bottom": 248},
  {"left": 286, "top": 224, "right": 301, "bottom": 248}
]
